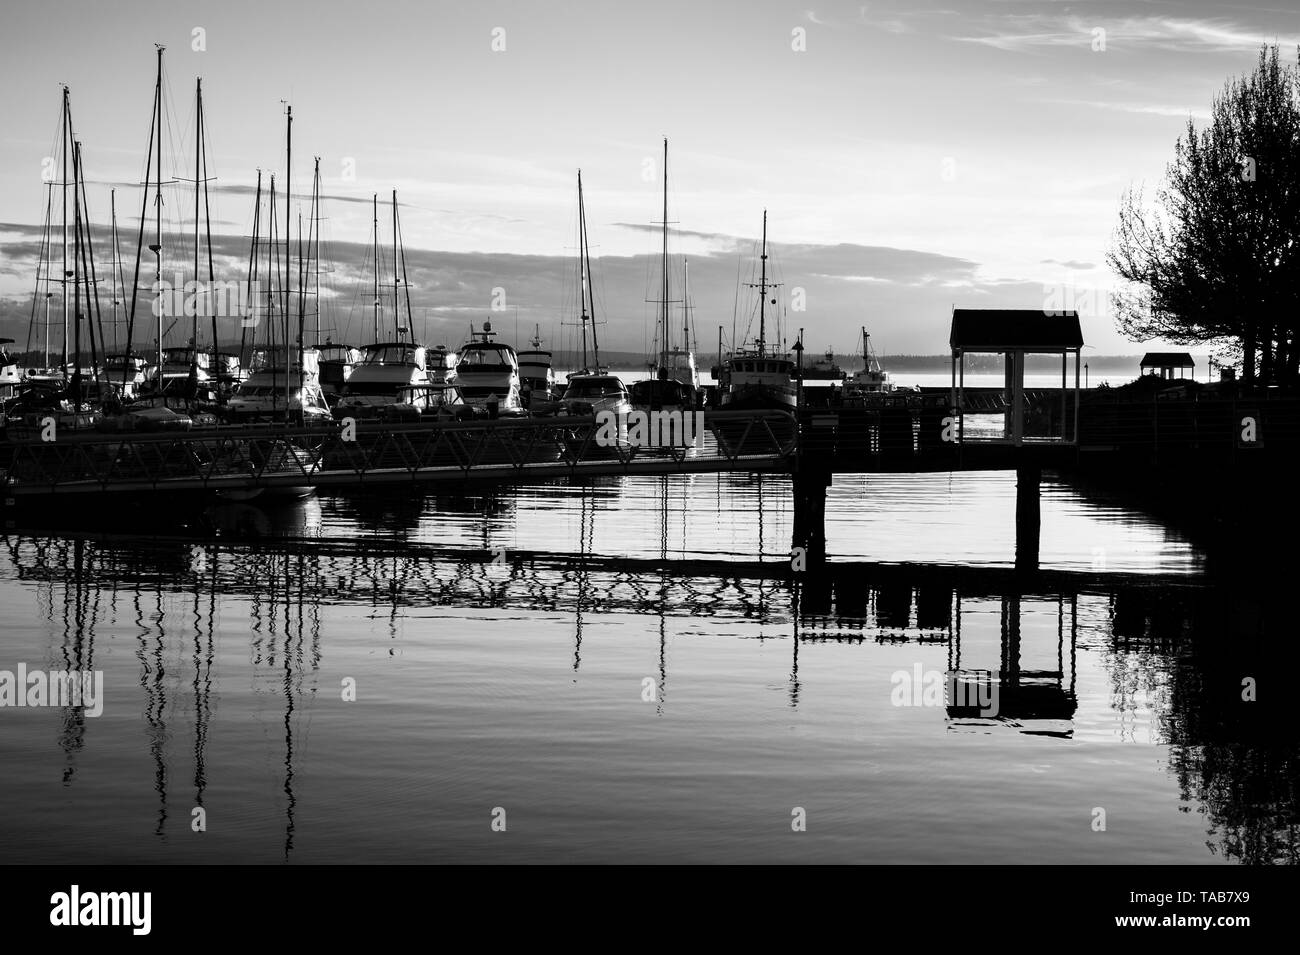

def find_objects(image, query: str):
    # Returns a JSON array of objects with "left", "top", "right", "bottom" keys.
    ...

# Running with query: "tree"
[{"left": 1109, "top": 45, "right": 1300, "bottom": 387}]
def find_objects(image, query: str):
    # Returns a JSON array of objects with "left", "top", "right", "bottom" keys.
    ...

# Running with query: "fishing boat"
[
  {"left": 632, "top": 139, "right": 700, "bottom": 413},
  {"left": 712, "top": 212, "right": 797, "bottom": 452},
  {"left": 455, "top": 321, "right": 523, "bottom": 414},
  {"left": 716, "top": 212, "right": 797, "bottom": 413},
  {"left": 560, "top": 171, "right": 630, "bottom": 418},
  {"left": 842, "top": 326, "right": 912, "bottom": 404},
  {"left": 802, "top": 347, "right": 846, "bottom": 382}
]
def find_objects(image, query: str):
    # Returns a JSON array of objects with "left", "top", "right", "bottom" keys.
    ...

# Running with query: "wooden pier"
[{"left": 4, "top": 389, "right": 1296, "bottom": 574}]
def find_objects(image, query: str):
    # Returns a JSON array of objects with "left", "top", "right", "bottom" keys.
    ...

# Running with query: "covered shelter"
[
  {"left": 1139, "top": 352, "right": 1194, "bottom": 380},
  {"left": 949, "top": 309, "right": 1083, "bottom": 445}
]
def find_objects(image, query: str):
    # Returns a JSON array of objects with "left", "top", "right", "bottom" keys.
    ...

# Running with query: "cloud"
[
  {"left": 955, "top": 16, "right": 1299, "bottom": 55},
  {"left": 1042, "top": 99, "right": 1213, "bottom": 121},
  {"left": 0, "top": 220, "right": 1110, "bottom": 355}
]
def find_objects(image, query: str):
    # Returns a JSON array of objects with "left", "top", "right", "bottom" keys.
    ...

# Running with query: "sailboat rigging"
[
  {"left": 632, "top": 138, "right": 699, "bottom": 411},
  {"left": 560, "top": 169, "right": 629, "bottom": 417}
]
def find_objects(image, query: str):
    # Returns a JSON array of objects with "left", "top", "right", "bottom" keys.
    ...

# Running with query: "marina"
[{"left": 1, "top": 0, "right": 1297, "bottom": 901}]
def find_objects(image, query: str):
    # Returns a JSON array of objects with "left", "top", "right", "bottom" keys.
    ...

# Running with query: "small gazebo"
[
  {"left": 1140, "top": 352, "right": 1194, "bottom": 380},
  {"left": 949, "top": 309, "right": 1083, "bottom": 445}
]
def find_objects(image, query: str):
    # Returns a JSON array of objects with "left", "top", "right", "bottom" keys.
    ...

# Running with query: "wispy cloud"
[
  {"left": 1042, "top": 99, "right": 1213, "bottom": 121},
  {"left": 956, "top": 16, "right": 1299, "bottom": 55}
]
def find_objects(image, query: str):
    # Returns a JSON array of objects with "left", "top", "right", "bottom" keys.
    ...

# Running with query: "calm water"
[{"left": 0, "top": 471, "right": 1293, "bottom": 864}]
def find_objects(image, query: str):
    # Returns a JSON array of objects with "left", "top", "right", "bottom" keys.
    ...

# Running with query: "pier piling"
[
  {"left": 1015, "top": 457, "right": 1041, "bottom": 573},
  {"left": 792, "top": 464, "right": 832, "bottom": 567}
]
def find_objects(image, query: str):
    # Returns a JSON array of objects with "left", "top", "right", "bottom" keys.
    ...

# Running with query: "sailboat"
[
  {"left": 224, "top": 106, "right": 329, "bottom": 425},
  {"left": 131, "top": 67, "right": 220, "bottom": 416},
  {"left": 632, "top": 138, "right": 699, "bottom": 412},
  {"left": 560, "top": 170, "right": 630, "bottom": 417},
  {"left": 11, "top": 85, "right": 114, "bottom": 427},
  {"left": 298, "top": 159, "right": 362, "bottom": 402},
  {"left": 334, "top": 191, "right": 438, "bottom": 418}
]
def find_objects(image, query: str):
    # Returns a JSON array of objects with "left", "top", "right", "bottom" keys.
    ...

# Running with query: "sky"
[{"left": 1, "top": 0, "right": 1298, "bottom": 360}]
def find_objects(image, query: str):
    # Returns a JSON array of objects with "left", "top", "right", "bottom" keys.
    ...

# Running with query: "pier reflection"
[{"left": 3, "top": 510, "right": 1296, "bottom": 864}]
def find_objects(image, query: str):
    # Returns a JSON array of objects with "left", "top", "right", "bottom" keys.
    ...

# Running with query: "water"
[
  {"left": 581, "top": 369, "right": 1139, "bottom": 390},
  {"left": 0, "top": 472, "right": 1292, "bottom": 864}
]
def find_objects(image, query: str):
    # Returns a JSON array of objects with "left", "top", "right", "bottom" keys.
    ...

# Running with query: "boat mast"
[
  {"left": 120, "top": 45, "right": 163, "bottom": 391},
  {"left": 660, "top": 137, "right": 669, "bottom": 375},
  {"left": 152, "top": 50, "right": 164, "bottom": 374},
  {"left": 371, "top": 193, "right": 379, "bottom": 342},
  {"left": 283, "top": 103, "right": 293, "bottom": 424},
  {"left": 61, "top": 85, "right": 70, "bottom": 375},
  {"left": 579, "top": 171, "right": 601, "bottom": 371},
  {"left": 199, "top": 83, "right": 218, "bottom": 377},
  {"left": 757, "top": 210, "right": 768, "bottom": 357},
  {"left": 297, "top": 209, "right": 305, "bottom": 369},
  {"left": 69, "top": 138, "right": 82, "bottom": 401},
  {"left": 576, "top": 170, "right": 589, "bottom": 372},
  {"left": 391, "top": 190, "right": 399, "bottom": 340},
  {"left": 240, "top": 169, "right": 262, "bottom": 362},
  {"left": 110, "top": 190, "right": 121, "bottom": 355},
  {"left": 311, "top": 158, "right": 321, "bottom": 346},
  {"left": 192, "top": 78, "right": 202, "bottom": 358},
  {"left": 682, "top": 258, "right": 690, "bottom": 364},
  {"left": 396, "top": 197, "right": 415, "bottom": 341},
  {"left": 267, "top": 174, "right": 278, "bottom": 406},
  {"left": 74, "top": 141, "right": 107, "bottom": 385},
  {"left": 38, "top": 186, "right": 53, "bottom": 367}
]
